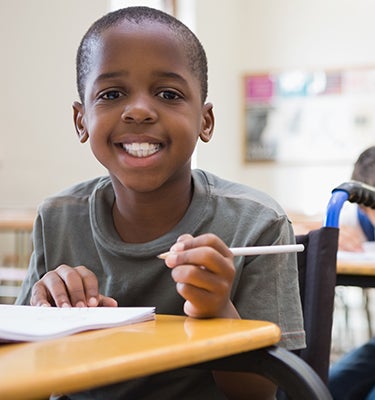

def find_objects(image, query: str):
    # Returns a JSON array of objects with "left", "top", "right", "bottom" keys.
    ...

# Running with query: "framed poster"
[{"left": 244, "top": 67, "right": 375, "bottom": 163}]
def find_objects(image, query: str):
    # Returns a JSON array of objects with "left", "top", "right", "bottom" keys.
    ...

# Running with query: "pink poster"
[{"left": 245, "top": 75, "right": 274, "bottom": 103}]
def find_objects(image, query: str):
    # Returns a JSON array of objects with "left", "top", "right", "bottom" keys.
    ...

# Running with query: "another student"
[
  {"left": 16, "top": 6, "right": 305, "bottom": 399},
  {"left": 338, "top": 146, "right": 375, "bottom": 252},
  {"left": 329, "top": 337, "right": 375, "bottom": 400}
]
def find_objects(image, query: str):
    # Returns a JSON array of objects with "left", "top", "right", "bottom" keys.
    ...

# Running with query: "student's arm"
[
  {"left": 164, "top": 233, "right": 277, "bottom": 399},
  {"left": 337, "top": 203, "right": 366, "bottom": 252},
  {"left": 30, "top": 265, "right": 118, "bottom": 307},
  {"left": 338, "top": 225, "right": 365, "bottom": 252}
]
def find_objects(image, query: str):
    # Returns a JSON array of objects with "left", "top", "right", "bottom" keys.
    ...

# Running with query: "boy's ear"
[
  {"left": 72, "top": 101, "right": 89, "bottom": 143},
  {"left": 199, "top": 102, "right": 215, "bottom": 143}
]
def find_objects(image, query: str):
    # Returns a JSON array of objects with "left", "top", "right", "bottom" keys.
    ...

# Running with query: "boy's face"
[{"left": 73, "top": 21, "right": 214, "bottom": 194}]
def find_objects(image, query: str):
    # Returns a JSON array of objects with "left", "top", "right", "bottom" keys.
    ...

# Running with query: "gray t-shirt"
[{"left": 17, "top": 169, "right": 305, "bottom": 399}]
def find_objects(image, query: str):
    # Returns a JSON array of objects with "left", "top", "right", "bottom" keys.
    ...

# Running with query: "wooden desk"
[
  {"left": 0, "top": 315, "right": 280, "bottom": 399},
  {"left": 336, "top": 258, "right": 375, "bottom": 339},
  {"left": 337, "top": 258, "right": 375, "bottom": 287}
]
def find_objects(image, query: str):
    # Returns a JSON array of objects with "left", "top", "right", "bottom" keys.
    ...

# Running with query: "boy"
[{"left": 16, "top": 6, "right": 305, "bottom": 399}]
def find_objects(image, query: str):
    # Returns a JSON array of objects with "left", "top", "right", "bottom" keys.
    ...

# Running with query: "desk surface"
[
  {"left": 0, "top": 314, "right": 281, "bottom": 400},
  {"left": 337, "top": 256, "right": 375, "bottom": 287},
  {"left": 337, "top": 259, "right": 375, "bottom": 276}
]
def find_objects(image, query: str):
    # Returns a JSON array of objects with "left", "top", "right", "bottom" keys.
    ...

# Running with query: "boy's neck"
[{"left": 111, "top": 177, "right": 193, "bottom": 244}]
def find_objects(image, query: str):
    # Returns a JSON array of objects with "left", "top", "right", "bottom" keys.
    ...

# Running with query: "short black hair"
[
  {"left": 352, "top": 146, "right": 375, "bottom": 187},
  {"left": 76, "top": 6, "right": 208, "bottom": 103}
]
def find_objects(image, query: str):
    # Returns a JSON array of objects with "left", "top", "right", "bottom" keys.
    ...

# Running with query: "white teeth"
[{"left": 123, "top": 142, "right": 161, "bottom": 157}]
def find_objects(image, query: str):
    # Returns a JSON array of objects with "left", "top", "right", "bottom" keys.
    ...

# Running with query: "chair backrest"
[
  {"left": 293, "top": 180, "right": 375, "bottom": 385},
  {"left": 295, "top": 227, "right": 338, "bottom": 384}
]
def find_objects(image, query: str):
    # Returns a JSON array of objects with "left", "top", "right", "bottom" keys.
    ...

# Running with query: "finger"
[
  {"left": 52, "top": 265, "right": 94, "bottom": 307},
  {"left": 172, "top": 265, "right": 232, "bottom": 318},
  {"left": 171, "top": 264, "right": 229, "bottom": 294},
  {"left": 37, "top": 269, "right": 77, "bottom": 307},
  {"left": 166, "top": 247, "right": 235, "bottom": 280},
  {"left": 74, "top": 265, "right": 101, "bottom": 306},
  {"left": 173, "top": 233, "right": 232, "bottom": 258},
  {"left": 98, "top": 295, "right": 118, "bottom": 307},
  {"left": 175, "top": 282, "right": 222, "bottom": 318},
  {"left": 176, "top": 233, "right": 194, "bottom": 242},
  {"left": 30, "top": 282, "right": 53, "bottom": 307}
]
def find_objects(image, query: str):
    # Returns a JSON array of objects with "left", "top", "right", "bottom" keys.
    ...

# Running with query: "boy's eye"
[
  {"left": 100, "top": 90, "right": 123, "bottom": 100},
  {"left": 158, "top": 90, "right": 181, "bottom": 101}
]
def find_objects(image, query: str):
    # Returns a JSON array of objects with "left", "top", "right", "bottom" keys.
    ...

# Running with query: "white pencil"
[{"left": 157, "top": 244, "right": 304, "bottom": 259}]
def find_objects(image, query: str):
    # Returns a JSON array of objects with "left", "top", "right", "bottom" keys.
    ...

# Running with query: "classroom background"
[
  {"left": 1, "top": 0, "right": 374, "bottom": 361},
  {"left": 3, "top": 0, "right": 375, "bottom": 212}
]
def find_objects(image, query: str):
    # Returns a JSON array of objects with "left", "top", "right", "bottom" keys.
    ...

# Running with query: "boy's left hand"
[{"left": 164, "top": 233, "right": 239, "bottom": 319}]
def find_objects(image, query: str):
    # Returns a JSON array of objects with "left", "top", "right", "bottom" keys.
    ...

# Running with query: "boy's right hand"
[{"left": 30, "top": 265, "right": 118, "bottom": 308}]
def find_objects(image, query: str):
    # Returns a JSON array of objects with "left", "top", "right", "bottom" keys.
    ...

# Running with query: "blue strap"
[{"left": 357, "top": 207, "right": 375, "bottom": 241}]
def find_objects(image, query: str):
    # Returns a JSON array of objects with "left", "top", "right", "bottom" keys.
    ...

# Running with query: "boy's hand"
[
  {"left": 30, "top": 265, "right": 118, "bottom": 308},
  {"left": 164, "top": 233, "right": 238, "bottom": 319}
]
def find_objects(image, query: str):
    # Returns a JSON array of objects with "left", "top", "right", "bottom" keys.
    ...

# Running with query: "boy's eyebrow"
[
  {"left": 94, "top": 71, "right": 128, "bottom": 84},
  {"left": 151, "top": 71, "right": 189, "bottom": 84},
  {"left": 93, "top": 70, "right": 189, "bottom": 85}
]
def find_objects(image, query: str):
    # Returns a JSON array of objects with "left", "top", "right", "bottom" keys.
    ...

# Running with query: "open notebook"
[{"left": 0, "top": 304, "right": 155, "bottom": 342}]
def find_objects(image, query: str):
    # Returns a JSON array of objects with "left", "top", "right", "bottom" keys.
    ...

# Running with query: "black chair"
[
  {"left": 195, "top": 181, "right": 375, "bottom": 399},
  {"left": 297, "top": 180, "right": 375, "bottom": 383},
  {"left": 293, "top": 226, "right": 338, "bottom": 384}
]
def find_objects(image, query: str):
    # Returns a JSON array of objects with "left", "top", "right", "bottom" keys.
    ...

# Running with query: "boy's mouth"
[{"left": 121, "top": 142, "right": 161, "bottom": 158}]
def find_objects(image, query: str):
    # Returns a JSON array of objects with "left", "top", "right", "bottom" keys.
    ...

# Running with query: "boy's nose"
[{"left": 120, "top": 97, "right": 157, "bottom": 124}]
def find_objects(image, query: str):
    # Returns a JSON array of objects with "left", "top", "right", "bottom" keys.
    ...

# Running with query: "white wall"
[
  {"left": 1, "top": 0, "right": 375, "bottom": 215},
  {"left": 0, "top": 0, "right": 109, "bottom": 208},
  {"left": 194, "top": 0, "right": 375, "bottom": 214}
]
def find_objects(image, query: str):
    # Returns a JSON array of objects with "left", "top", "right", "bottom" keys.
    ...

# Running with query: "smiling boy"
[{"left": 16, "top": 6, "right": 305, "bottom": 399}]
